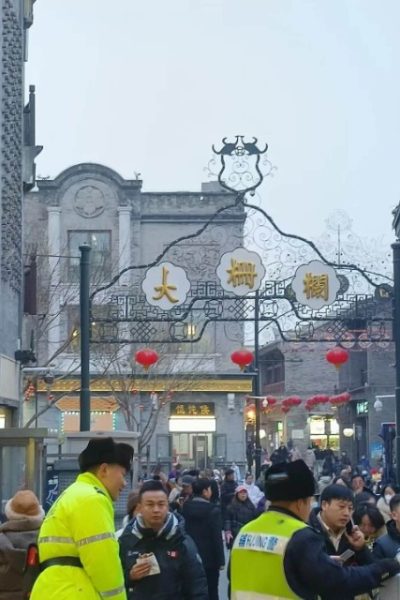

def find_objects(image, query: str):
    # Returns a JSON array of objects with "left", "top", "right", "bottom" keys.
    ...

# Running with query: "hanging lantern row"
[
  {"left": 24, "top": 382, "right": 36, "bottom": 401},
  {"left": 304, "top": 394, "right": 330, "bottom": 410},
  {"left": 245, "top": 391, "right": 352, "bottom": 414},
  {"left": 325, "top": 346, "right": 349, "bottom": 370},
  {"left": 329, "top": 392, "right": 351, "bottom": 406},
  {"left": 282, "top": 395, "right": 302, "bottom": 408}
]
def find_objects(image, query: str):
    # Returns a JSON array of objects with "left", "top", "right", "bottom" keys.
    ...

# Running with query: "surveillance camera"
[{"left": 43, "top": 372, "right": 54, "bottom": 385}]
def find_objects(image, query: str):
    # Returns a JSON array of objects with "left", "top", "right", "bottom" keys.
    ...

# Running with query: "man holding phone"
[
  {"left": 309, "top": 484, "right": 373, "bottom": 567},
  {"left": 230, "top": 461, "right": 400, "bottom": 600}
]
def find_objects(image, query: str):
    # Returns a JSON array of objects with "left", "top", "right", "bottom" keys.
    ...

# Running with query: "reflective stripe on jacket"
[
  {"left": 30, "top": 471, "right": 126, "bottom": 600},
  {"left": 231, "top": 509, "right": 308, "bottom": 600}
]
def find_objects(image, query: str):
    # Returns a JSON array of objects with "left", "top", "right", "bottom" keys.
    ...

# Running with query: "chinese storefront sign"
[
  {"left": 170, "top": 402, "right": 215, "bottom": 417},
  {"left": 292, "top": 260, "right": 340, "bottom": 309},
  {"left": 142, "top": 262, "right": 190, "bottom": 310},
  {"left": 216, "top": 248, "right": 265, "bottom": 296}
]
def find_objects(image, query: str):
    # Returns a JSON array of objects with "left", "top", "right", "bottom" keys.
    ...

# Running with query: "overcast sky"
[{"left": 27, "top": 0, "right": 400, "bottom": 245}]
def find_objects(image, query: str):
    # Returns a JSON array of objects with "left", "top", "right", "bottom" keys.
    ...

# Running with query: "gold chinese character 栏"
[
  {"left": 226, "top": 259, "right": 257, "bottom": 289},
  {"left": 153, "top": 266, "right": 179, "bottom": 304},
  {"left": 303, "top": 273, "right": 329, "bottom": 301}
]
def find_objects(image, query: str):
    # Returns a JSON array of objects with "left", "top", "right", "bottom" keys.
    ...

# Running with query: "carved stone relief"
[{"left": 73, "top": 185, "right": 105, "bottom": 218}]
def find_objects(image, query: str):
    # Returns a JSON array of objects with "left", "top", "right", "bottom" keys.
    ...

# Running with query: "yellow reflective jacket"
[
  {"left": 231, "top": 509, "right": 307, "bottom": 600},
  {"left": 30, "top": 471, "right": 126, "bottom": 600}
]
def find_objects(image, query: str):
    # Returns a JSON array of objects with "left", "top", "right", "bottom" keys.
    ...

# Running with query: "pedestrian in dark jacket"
[
  {"left": 182, "top": 478, "right": 224, "bottom": 600},
  {"left": 373, "top": 493, "right": 400, "bottom": 559},
  {"left": 309, "top": 484, "right": 375, "bottom": 576},
  {"left": 220, "top": 469, "right": 237, "bottom": 522},
  {"left": 322, "top": 448, "right": 337, "bottom": 477},
  {"left": 224, "top": 485, "right": 256, "bottom": 548},
  {"left": 0, "top": 489, "right": 45, "bottom": 599},
  {"left": 119, "top": 480, "right": 208, "bottom": 600}
]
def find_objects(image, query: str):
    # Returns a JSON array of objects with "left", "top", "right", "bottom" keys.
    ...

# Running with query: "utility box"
[{"left": 0, "top": 428, "right": 52, "bottom": 512}]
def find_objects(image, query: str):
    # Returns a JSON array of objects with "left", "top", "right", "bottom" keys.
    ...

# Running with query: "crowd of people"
[{"left": 3, "top": 438, "right": 400, "bottom": 599}]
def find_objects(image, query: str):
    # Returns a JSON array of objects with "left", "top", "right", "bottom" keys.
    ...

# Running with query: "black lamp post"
[
  {"left": 392, "top": 241, "right": 400, "bottom": 484},
  {"left": 79, "top": 244, "right": 91, "bottom": 431}
]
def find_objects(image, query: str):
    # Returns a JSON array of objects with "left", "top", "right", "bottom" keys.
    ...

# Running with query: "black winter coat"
[
  {"left": 119, "top": 512, "right": 208, "bottom": 600},
  {"left": 373, "top": 519, "right": 400, "bottom": 559},
  {"left": 182, "top": 498, "right": 225, "bottom": 569},
  {"left": 220, "top": 480, "right": 237, "bottom": 521},
  {"left": 261, "top": 508, "right": 400, "bottom": 600},
  {"left": 224, "top": 498, "right": 256, "bottom": 539}
]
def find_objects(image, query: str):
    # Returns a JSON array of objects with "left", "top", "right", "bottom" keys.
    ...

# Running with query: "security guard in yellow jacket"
[
  {"left": 230, "top": 460, "right": 400, "bottom": 600},
  {"left": 31, "top": 437, "right": 133, "bottom": 600}
]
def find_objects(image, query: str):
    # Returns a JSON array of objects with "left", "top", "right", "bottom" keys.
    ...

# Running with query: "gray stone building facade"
[
  {"left": 260, "top": 316, "right": 395, "bottom": 466},
  {"left": 0, "top": 0, "right": 39, "bottom": 426},
  {"left": 259, "top": 341, "right": 339, "bottom": 456},
  {"left": 23, "top": 163, "right": 252, "bottom": 471}
]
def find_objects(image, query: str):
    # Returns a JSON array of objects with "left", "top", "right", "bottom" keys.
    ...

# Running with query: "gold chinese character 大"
[
  {"left": 226, "top": 259, "right": 257, "bottom": 289},
  {"left": 303, "top": 273, "right": 329, "bottom": 301},
  {"left": 175, "top": 404, "right": 186, "bottom": 416},
  {"left": 152, "top": 266, "right": 179, "bottom": 304}
]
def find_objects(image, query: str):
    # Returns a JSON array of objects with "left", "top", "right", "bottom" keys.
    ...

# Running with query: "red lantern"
[
  {"left": 326, "top": 347, "right": 349, "bottom": 370},
  {"left": 230, "top": 349, "right": 254, "bottom": 371},
  {"left": 135, "top": 348, "right": 159, "bottom": 371},
  {"left": 281, "top": 405, "right": 290, "bottom": 414},
  {"left": 266, "top": 396, "right": 277, "bottom": 406},
  {"left": 330, "top": 392, "right": 351, "bottom": 406},
  {"left": 286, "top": 395, "right": 302, "bottom": 407},
  {"left": 317, "top": 394, "right": 330, "bottom": 404}
]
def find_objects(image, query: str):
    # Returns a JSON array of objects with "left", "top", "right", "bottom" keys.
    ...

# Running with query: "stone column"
[
  {"left": 47, "top": 207, "right": 62, "bottom": 352},
  {"left": 118, "top": 206, "right": 132, "bottom": 285}
]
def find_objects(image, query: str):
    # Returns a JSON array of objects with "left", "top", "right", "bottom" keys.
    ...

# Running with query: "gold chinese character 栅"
[
  {"left": 303, "top": 273, "right": 329, "bottom": 301},
  {"left": 226, "top": 259, "right": 257, "bottom": 289},
  {"left": 153, "top": 266, "right": 179, "bottom": 304}
]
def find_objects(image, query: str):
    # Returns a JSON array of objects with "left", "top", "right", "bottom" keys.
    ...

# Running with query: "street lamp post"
[
  {"left": 79, "top": 244, "right": 91, "bottom": 431},
  {"left": 254, "top": 291, "right": 262, "bottom": 478},
  {"left": 392, "top": 241, "right": 400, "bottom": 484}
]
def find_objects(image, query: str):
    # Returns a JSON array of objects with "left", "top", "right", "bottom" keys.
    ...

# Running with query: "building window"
[
  {"left": 68, "top": 231, "right": 111, "bottom": 283},
  {"left": 66, "top": 304, "right": 117, "bottom": 353}
]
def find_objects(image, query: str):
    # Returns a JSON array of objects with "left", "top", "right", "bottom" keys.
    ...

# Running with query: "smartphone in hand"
[
  {"left": 338, "top": 549, "right": 355, "bottom": 563},
  {"left": 345, "top": 518, "right": 355, "bottom": 535}
]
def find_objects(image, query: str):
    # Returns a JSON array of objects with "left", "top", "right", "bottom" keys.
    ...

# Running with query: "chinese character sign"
[
  {"left": 303, "top": 273, "right": 329, "bottom": 302},
  {"left": 142, "top": 262, "right": 190, "bottom": 310},
  {"left": 170, "top": 402, "right": 215, "bottom": 417},
  {"left": 217, "top": 248, "right": 265, "bottom": 296},
  {"left": 292, "top": 260, "right": 340, "bottom": 309}
]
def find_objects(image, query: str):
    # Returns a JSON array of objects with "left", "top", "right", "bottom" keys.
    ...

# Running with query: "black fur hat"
[
  {"left": 79, "top": 437, "right": 133, "bottom": 473},
  {"left": 265, "top": 459, "right": 315, "bottom": 501}
]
